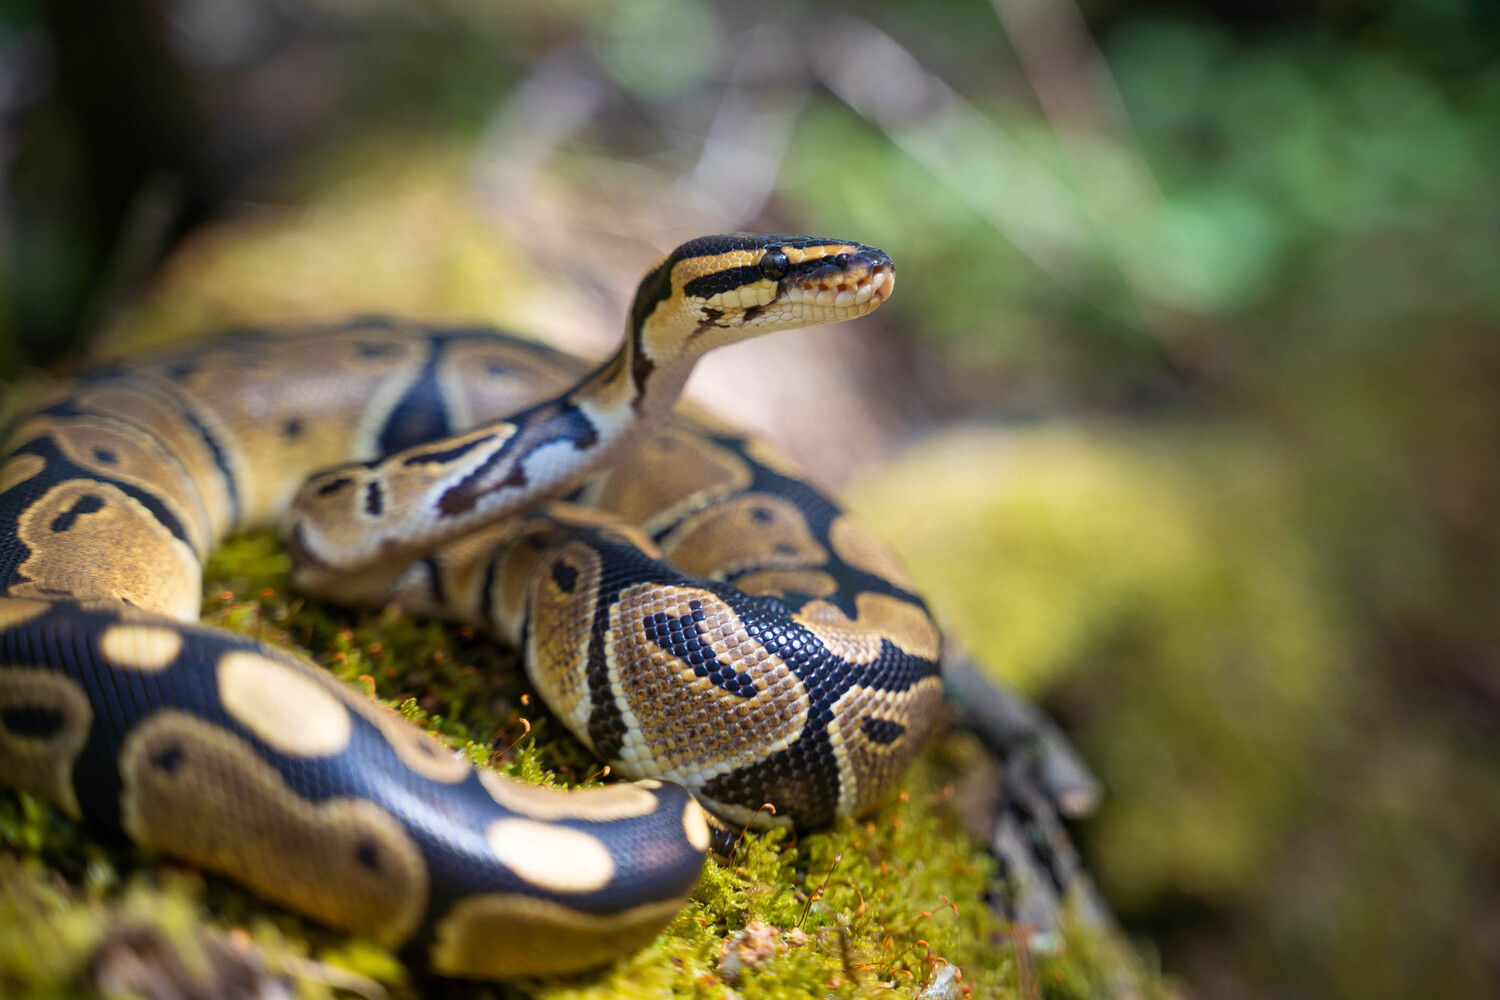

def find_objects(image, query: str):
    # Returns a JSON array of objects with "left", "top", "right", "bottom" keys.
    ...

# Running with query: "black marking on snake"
[
  {"left": 692, "top": 593, "right": 935, "bottom": 826},
  {"left": 860, "top": 716, "right": 906, "bottom": 745},
  {"left": 283, "top": 417, "right": 304, "bottom": 439},
  {"left": 585, "top": 629, "right": 627, "bottom": 761},
  {"left": 701, "top": 736, "right": 842, "bottom": 829},
  {"left": 165, "top": 361, "right": 198, "bottom": 382},
  {"left": 151, "top": 742, "right": 185, "bottom": 775},
  {"left": 51, "top": 494, "right": 105, "bottom": 533},
  {"left": 377, "top": 340, "right": 451, "bottom": 455},
  {"left": 170, "top": 396, "right": 240, "bottom": 525},
  {"left": 1, "top": 605, "right": 521, "bottom": 896},
  {"left": 30, "top": 397, "right": 90, "bottom": 421},
  {"left": 497, "top": 463, "right": 530, "bottom": 491},
  {"left": 863, "top": 638, "right": 939, "bottom": 694},
  {"left": 356, "top": 342, "right": 401, "bottom": 359},
  {"left": 137, "top": 377, "right": 242, "bottom": 526},
  {"left": 0, "top": 437, "right": 67, "bottom": 592},
  {"left": 582, "top": 542, "right": 641, "bottom": 759},
  {"left": 580, "top": 535, "right": 758, "bottom": 755},
  {"left": 643, "top": 601, "right": 758, "bottom": 697},
  {"left": 0, "top": 607, "right": 144, "bottom": 831},
  {"left": 551, "top": 560, "right": 579, "bottom": 594},
  {"left": 711, "top": 434, "right": 927, "bottom": 617},
  {"left": 402, "top": 433, "right": 495, "bottom": 467},
  {"left": 682, "top": 266, "right": 765, "bottom": 301},
  {"left": 317, "top": 476, "right": 354, "bottom": 497},
  {"left": 436, "top": 401, "right": 597, "bottom": 516},
  {"left": 91, "top": 448, "right": 118, "bottom": 466},
  {"left": 365, "top": 481, "right": 385, "bottom": 516},
  {"left": 485, "top": 362, "right": 513, "bottom": 377},
  {"left": 687, "top": 307, "right": 728, "bottom": 346},
  {"left": 804, "top": 256, "right": 855, "bottom": 285},
  {"left": 1, "top": 705, "right": 64, "bottom": 738},
  {"left": 476, "top": 549, "right": 501, "bottom": 632},
  {"left": 25, "top": 375, "right": 241, "bottom": 529},
  {"left": 356, "top": 839, "right": 381, "bottom": 871},
  {"left": 624, "top": 247, "right": 704, "bottom": 401},
  {"left": 742, "top": 590, "right": 937, "bottom": 698},
  {"left": 12, "top": 434, "right": 191, "bottom": 551},
  {"left": 750, "top": 506, "right": 774, "bottom": 524},
  {"left": 631, "top": 350, "right": 656, "bottom": 403},
  {"left": 739, "top": 304, "right": 766, "bottom": 325},
  {"left": 422, "top": 556, "right": 447, "bottom": 609},
  {"left": 629, "top": 254, "right": 679, "bottom": 347}
]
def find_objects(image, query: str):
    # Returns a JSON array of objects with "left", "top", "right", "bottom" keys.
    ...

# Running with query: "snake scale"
[{"left": 0, "top": 234, "right": 944, "bottom": 979}]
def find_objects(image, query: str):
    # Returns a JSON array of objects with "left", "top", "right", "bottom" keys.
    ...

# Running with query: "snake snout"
[
  {"left": 862, "top": 258, "right": 897, "bottom": 305},
  {"left": 796, "top": 249, "right": 895, "bottom": 310},
  {"left": 855, "top": 244, "right": 894, "bottom": 273}
]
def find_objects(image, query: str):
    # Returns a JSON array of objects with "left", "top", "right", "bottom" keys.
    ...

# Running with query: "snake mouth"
[{"left": 796, "top": 259, "right": 896, "bottom": 312}]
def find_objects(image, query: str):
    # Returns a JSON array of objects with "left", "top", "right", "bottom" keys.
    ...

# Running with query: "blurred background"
[{"left": 1, "top": 0, "right": 1497, "bottom": 998}]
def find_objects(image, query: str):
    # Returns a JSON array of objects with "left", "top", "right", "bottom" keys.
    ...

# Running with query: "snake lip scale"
[{"left": 0, "top": 233, "right": 942, "bottom": 979}]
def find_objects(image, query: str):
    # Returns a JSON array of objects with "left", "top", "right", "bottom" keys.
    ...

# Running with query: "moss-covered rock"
[{"left": 0, "top": 522, "right": 1170, "bottom": 998}]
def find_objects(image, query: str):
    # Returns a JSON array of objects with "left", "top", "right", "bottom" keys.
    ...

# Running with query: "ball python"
[{"left": 0, "top": 234, "right": 943, "bottom": 979}]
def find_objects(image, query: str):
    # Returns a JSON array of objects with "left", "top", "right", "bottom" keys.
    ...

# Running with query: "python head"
[{"left": 630, "top": 234, "right": 896, "bottom": 363}]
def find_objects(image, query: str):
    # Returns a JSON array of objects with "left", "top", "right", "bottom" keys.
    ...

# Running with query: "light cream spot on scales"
[
  {"left": 99, "top": 624, "right": 183, "bottom": 672},
  {"left": 683, "top": 798, "right": 711, "bottom": 853},
  {"left": 478, "top": 770, "right": 658, "bottom": 821},
  {"left": 218, "top": 651, "right": 352, "bottom": 757},
  {"left": 485, "top": 818, "right": 615, "bottom": 893}
]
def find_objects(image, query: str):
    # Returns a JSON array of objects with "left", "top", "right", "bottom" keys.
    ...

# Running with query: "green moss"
[
  {"left": 0, "top": 855, "right": 105, "bottom": 998},
  {"left": 0, "top": 522, "right": 1166, "bottom": 997}
]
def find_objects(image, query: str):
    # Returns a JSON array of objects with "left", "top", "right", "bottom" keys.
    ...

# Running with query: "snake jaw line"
[{"left": 782, "top": 255, "right": 895, "bottom": 314}]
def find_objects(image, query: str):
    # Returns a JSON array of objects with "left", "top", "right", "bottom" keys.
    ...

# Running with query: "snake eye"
[{"left": 759, "top": 248, "right": 789, "bottom": 281}]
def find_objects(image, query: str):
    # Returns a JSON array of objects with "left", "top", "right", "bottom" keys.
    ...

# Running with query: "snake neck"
[
  {"left": 563, "top": 294, "right": 708, "bottom": 452},
  {"left": 284, "top": 234, "right": 896, "bottom": 584},
  {"left": 282, "top": 298, "right": 713, "bottom": 588}
]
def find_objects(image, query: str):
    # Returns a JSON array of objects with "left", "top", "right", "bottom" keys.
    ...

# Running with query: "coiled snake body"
[{"left": 0, "top": 234, "right": 942, "bottom": 978}]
